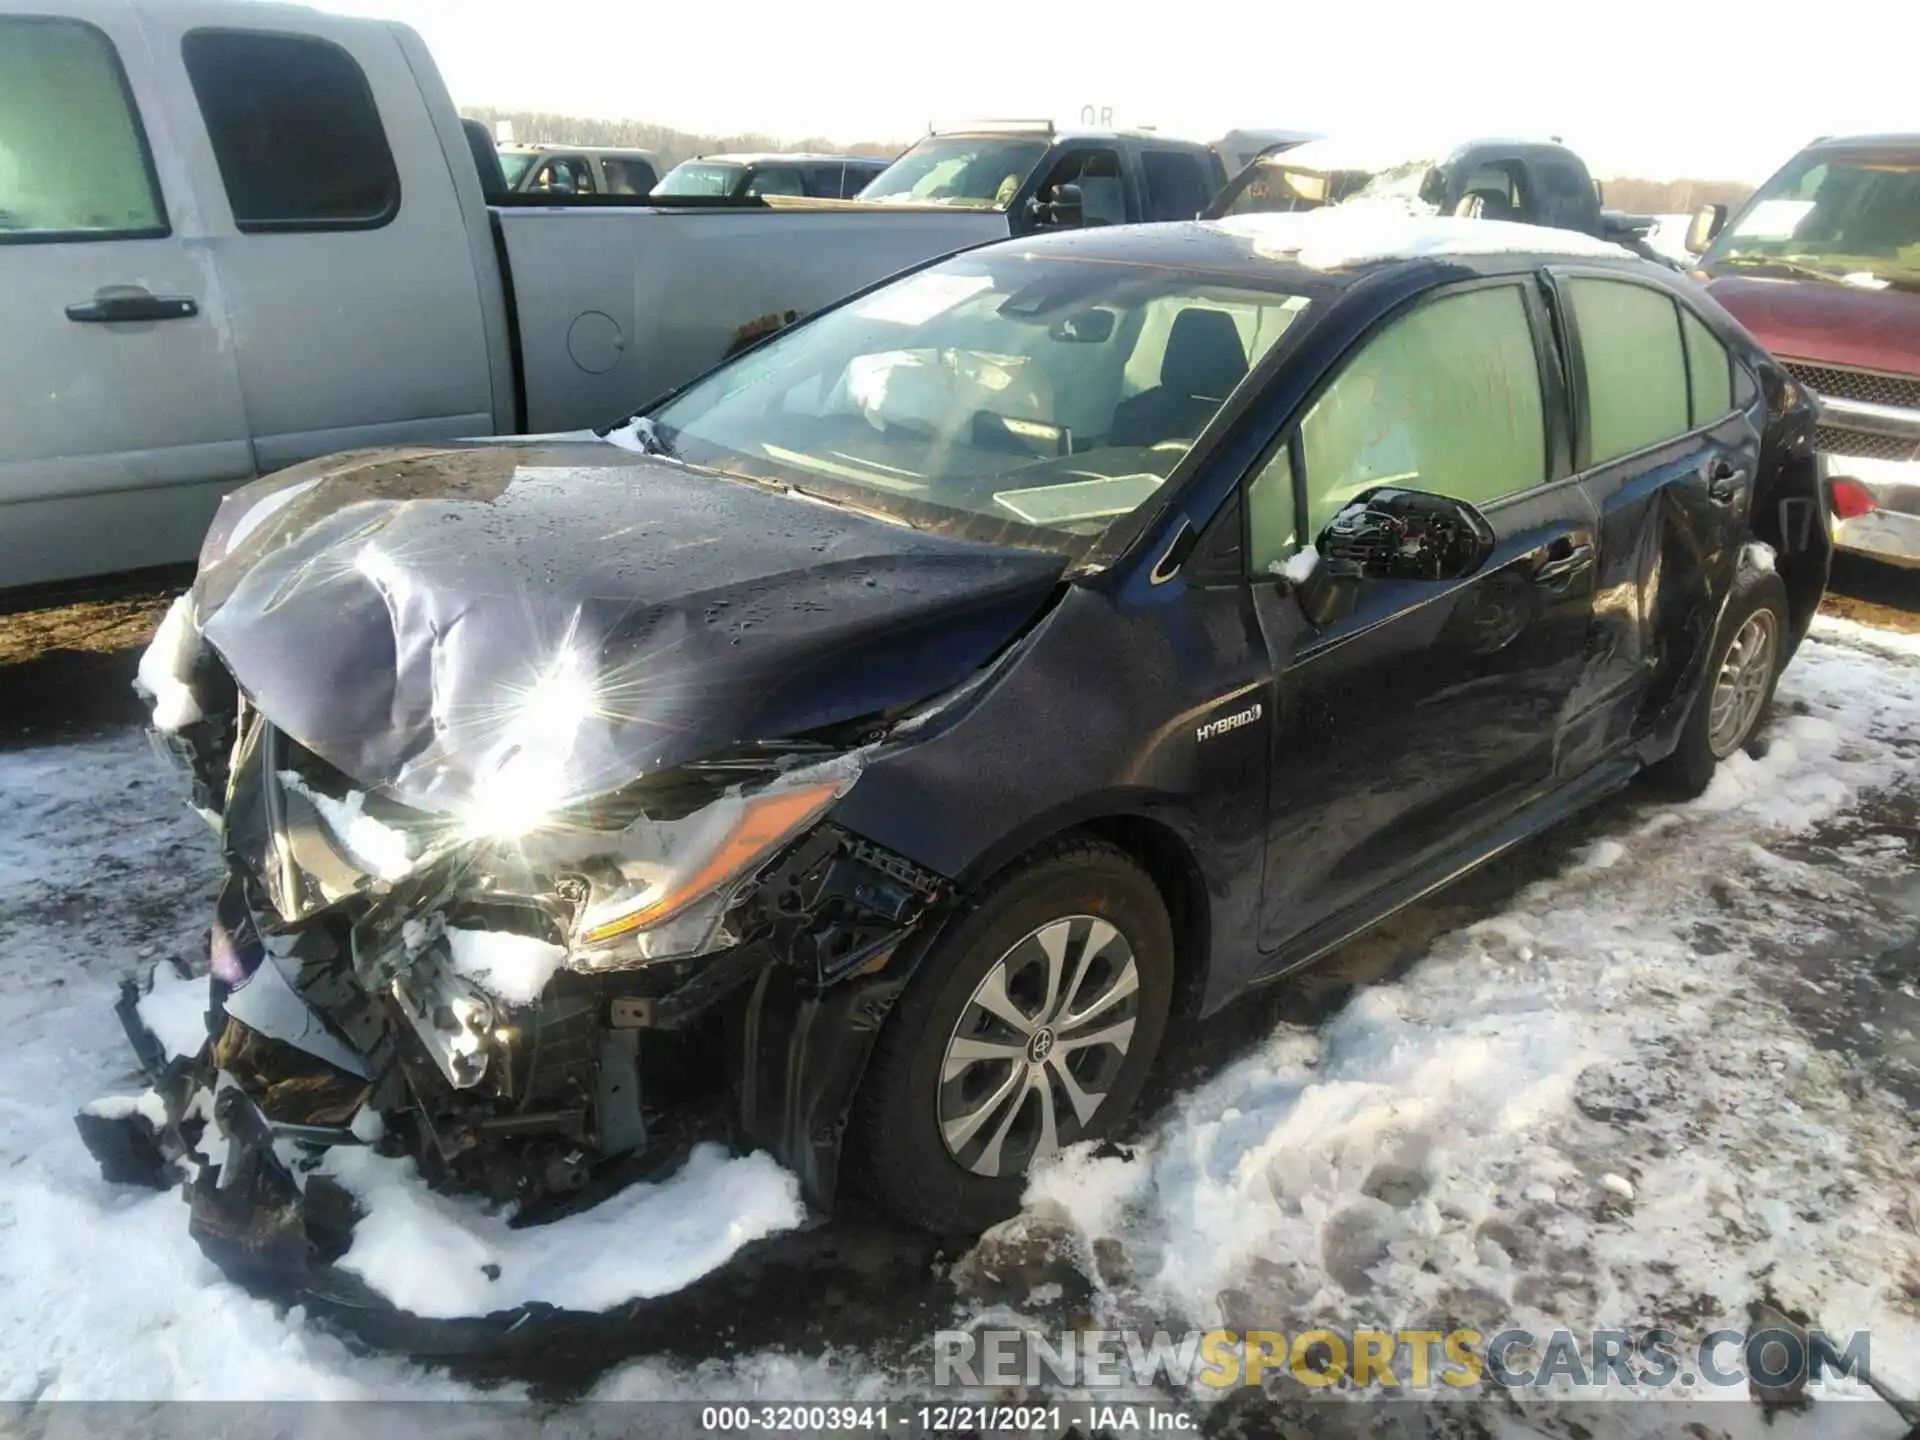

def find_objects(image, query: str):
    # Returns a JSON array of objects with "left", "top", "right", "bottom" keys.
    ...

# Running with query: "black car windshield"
[
  {"left": 1704, "top": 148, "right": 1920, "bottom": 291},
  {"left": 650, "top": 252, "right": 1313, "bottom": 556},
  {"left": 653, "top": 162, "right": 745, "bottom": 197},
  {"left": 858, "top": 137, "right": 1051, "bottom": 209}
]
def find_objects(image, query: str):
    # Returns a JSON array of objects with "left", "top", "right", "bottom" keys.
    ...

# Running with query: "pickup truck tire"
[
  {"left": 850, "top": 835, "right": 1173, "bottom": 1234},
  {"left": 1649, "top": 566, "right": 1790, "bottom": 799}
]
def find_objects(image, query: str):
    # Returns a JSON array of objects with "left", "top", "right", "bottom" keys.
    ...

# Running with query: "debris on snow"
[
  {"left": 134, "top": 594, "right": 203, "bottom": 732},
  {"left": 444, "top": 927, "right": 570, "bottom": 1006},
  {"left": 321, "top": 1142, "right": 806, "bottom": 1318},
  {"left": 1600, "top": 1172, "right": 1636, "bottom": 1200},
  {"left": 135, "top": 960, "right": 209, "bottom": 1062},
  {"left": 80, "top": 1089, "right": 169, "bottom": 1128}
]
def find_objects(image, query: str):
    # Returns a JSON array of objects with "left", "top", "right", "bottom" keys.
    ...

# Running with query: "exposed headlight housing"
[{"left": 513, "top": 754, "right": 863, "bottom": 970}]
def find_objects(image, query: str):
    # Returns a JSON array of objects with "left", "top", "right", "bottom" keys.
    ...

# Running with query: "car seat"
[{"left": 1108, "top": 308, "right": 1249, "bottom": 448}]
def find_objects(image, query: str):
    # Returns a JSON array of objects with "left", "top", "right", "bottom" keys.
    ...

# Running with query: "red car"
[{"left": 1688, "top": 134, "right": 1920, "bottom": 568}]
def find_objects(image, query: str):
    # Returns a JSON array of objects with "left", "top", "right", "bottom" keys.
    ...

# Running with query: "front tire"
[
  {"left": 850, "top": 836, "right": 1174, "bottom": 1233},
  {"left": 1649, "top": 565, "right": 1790, "bottom": 798}
]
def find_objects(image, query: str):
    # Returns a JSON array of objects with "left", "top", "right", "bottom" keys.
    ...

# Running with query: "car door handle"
[
  {"left": 1703, "top": 458, "right": 1749, "bottom": 505},
  {"left": 1529, "top": 539, "right": 1594, "bottom": 589},
  {"left": 65, "top": 288, "right": 198, "bottom": 323}
]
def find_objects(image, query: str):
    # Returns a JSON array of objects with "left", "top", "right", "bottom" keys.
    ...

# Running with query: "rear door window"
[
  {"left": 1568, "top": 278, "right": 1689, "bottom": 462},
  {"left": 0, "top": 17, "right": 165, "bottom": 240},
  {"left": 1141, "top": 149, "right": 1215, "bottom": 221},
  {"left": 1679, "top": 307, "right": 1733, "bottom": 424},
  {"left": 181, "top": 29, "right": 399, "bottom": 231}
]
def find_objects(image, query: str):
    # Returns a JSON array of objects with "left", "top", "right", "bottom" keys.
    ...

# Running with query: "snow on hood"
[
  {"left": 187, "top": 440, "right": 1065, "bottom": 815},
  {"left": 1212, "top": 209, "right": 1632, "bottom": 271}
]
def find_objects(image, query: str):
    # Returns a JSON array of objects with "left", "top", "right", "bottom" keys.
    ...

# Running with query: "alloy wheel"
[
  {"left": 937, "top": 915, "right": 1141, "bottom": 1177},
  {"left": 1707, "top": 608, "right": 1778, "bottom": 759}
]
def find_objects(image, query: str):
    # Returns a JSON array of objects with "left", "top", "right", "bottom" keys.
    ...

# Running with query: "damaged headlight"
[{"left": 517, "top": 755, "right": 862, "bottom": 970}]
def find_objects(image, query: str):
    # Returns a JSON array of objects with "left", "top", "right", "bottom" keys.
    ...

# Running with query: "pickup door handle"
[
  {"left": 1530, "top": 538, "right": 1594, "bottom": 589},
  {"left": 65, "top": 288, "right": 198, "bottom": 324},
  {"left": 1703, "top": 458, "right": 1748, "bottom": 505}
]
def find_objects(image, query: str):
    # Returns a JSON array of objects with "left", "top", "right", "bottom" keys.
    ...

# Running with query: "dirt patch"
[
  {"left": 0, "top": 576, "right": 182, "bottom": 750},
  {"left": 1822, "top": 554, "right": 1919, "bottom": 634}
]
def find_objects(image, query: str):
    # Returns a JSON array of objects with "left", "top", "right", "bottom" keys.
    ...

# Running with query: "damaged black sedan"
[{"left": 85, "top": 210, "right": 1829, "bottom": 1262}]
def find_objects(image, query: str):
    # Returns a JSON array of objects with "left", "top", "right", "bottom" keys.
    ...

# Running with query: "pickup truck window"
[
  {"left": 181, "top": 30, "right": 400, "bottom": 232},
  {"left": 600, "top": 158, "right": 656, "bottom": 195},
  {"left": 1140, "top": 150, "right": 1215, "bottom": 222},
  {"left": 861, "top": 137, "right": 1050, "bottom": 210},
  {"left": 0, "top": 18, "right": 165, "bottom": 241},
  {"left": 746, "top": 167, "right": 805, "bottom": 198},
  {"left": 1291, "top": 284, "right": 1546, "bottom": 544},
  {"left": 1536, "top": 159, "right": 1592, "bottom": 229},
  {"left": 652, "top": 254, "right": 1312, "bottom": 552},
  {"left": 1704, "top": 151, "right": 1920, "bottom": 292},
  {"left": 654, "top": 163, "right": 742, "bottom": 197},
  {"left": 1569, "top": 278, "right": 1689, "bottom": 463},
  {"left": 1036, "top": 149, "right": 1127, "bottom": 225}
]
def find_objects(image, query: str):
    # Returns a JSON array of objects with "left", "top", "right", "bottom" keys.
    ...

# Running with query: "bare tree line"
[
  {"left": 462, "top": 106, "right": 908, "bottom": 170},
  {"left": 463, "top": 107, "right": 1760, "bottom": 212},
  {"left": 1597, "top": 176, "right": 1755, "bottom": 216}
]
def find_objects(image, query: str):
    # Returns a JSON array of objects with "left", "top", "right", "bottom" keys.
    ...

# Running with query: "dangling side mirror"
[{"left": 1295, "top": 487, "right": 1497, "bottom": 625}]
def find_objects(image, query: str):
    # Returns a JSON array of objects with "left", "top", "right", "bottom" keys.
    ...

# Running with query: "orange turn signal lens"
[{"left": 578, "top": 780, "right": 844, "bottom": 946}]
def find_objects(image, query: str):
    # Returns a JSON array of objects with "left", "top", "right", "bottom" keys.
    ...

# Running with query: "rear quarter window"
[
  {"left": 182, "top": 29, "right": 400, "bottom": 232},
  {"left": 1679, "top": 307, "right": 1733, "bottom": 424}
]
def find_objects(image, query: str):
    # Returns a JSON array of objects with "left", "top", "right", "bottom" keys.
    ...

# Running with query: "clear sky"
[{"left": 319, "top": 0, "right": 1917, "bottom": 182}]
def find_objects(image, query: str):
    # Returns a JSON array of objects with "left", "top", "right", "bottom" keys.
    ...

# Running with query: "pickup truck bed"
[{"left": 0, "top": 0, "right": 1005, "bottom": 588}]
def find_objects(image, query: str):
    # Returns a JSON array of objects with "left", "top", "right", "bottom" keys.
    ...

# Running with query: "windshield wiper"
[
  {"left": 784, "top": 482, "right": 915, "bottom": 529},
  {"left": 1716, "top": 254, "right": 1849, "bottom": 286}
]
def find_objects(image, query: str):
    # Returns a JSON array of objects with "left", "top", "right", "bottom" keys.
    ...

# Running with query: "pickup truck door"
[
  {"left": 132, "top": 4, "right": 500, "bottom": 472},
  {"left": 0, "top": 5, "right": 252, "bottom": 587},
  {"left": 1548, "top": 270, "right": 1763, "bottom": 767},
  {"left": 1242, "top": 278, "right": 1600, "bottom": 957}
]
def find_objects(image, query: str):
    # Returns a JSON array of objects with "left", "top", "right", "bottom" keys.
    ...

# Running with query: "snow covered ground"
[{"left": 1, "top": 615, "right": 1916, "bottom": 1434}]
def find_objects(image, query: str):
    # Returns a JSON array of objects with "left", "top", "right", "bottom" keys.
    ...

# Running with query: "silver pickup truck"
[{"left": 0, "top": 0, "right": 1009, "bottom": 588}]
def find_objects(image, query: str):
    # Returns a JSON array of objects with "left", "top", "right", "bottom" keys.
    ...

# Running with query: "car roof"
[
  {"left": 499, "top": 144, "right": 657, "bottom": 158},
  {"left": 989, "top": 209, "right": 1639, "bottom": 284},
  {"left": 685, "top": 153, "right": 884, "bottom": 166},
  {"left": 1804, "top": 132, "right": 1920, "bottom": 151},
  {"left": 927, "top": 127, "right": 1207, "bottom": 147}
]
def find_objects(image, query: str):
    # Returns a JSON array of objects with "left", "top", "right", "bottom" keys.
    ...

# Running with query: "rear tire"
[
  {"left": 1648, "top": 566, "right": 1790, "bottom": 799},
  {"left": 850, "top": 835, "right": 1173, "bottom": 1233}
]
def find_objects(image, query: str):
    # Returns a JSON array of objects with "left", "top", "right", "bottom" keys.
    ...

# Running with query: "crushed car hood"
[{"left": 193, "top": 441, "right": 1066, "bottom": 814}]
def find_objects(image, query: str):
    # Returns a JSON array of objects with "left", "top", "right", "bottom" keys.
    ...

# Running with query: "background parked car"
[
  {"left": 1206, "top": 136, "right": 1678, "bottom": 266},
  {"left": 498, "top": 143, "right": 661, "bottom": 196},
  {"left": 857, "top": 121, "right": 1227, "bottom": 228},
  {"left": 652, "top": 153, "right": 889, "bottom": 200},
  {"left": 1687, "top": 133, "right": 1920, "bottom": 570}
]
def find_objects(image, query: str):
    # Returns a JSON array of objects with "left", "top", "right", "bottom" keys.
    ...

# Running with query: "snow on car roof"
[{"left": 1210, "top": 206, "right": 1634, "bottom": 271}]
